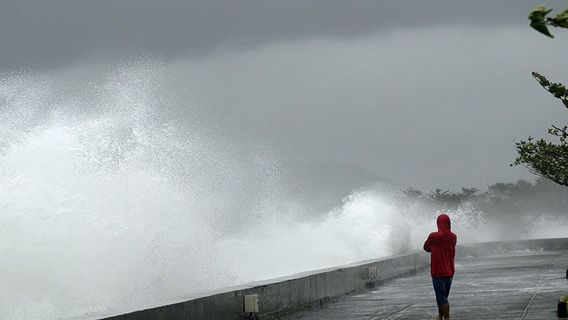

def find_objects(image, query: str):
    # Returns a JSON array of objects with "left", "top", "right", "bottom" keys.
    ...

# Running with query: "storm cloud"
[{"left": 1, "top": 0, "right": 565, "bottom": 71}]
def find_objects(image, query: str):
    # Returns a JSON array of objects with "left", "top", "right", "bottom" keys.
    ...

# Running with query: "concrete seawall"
[
  {"left": 101, "top": 253, "right": 428, "bottom": 320},
  {"left": 100, "top": 237, "right": 568, "bottom": 320},
  {"left": 457, "top": 238, "right": 568, "bottom": 257}
]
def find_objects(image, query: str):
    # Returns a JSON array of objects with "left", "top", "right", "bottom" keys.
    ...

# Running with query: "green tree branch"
[{"left": 511, "top": 6, "right": 568, "bottom": 187}]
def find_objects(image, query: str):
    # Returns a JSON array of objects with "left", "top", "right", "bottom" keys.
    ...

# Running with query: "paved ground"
[{"left": 284, "top": 251, "right": 568, "bottom": 319}]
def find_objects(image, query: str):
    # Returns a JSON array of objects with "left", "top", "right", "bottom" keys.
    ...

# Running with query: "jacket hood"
[{"left": 436, "top": 213, "right": 451, "bottom": 232}]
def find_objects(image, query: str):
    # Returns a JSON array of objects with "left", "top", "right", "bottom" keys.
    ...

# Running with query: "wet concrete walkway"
[{"left": 284, "top": 251, "right": 568, "bottom": 319}]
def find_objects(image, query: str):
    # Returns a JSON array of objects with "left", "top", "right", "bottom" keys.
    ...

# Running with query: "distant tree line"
[{"left": 403, "top": 177, "right": 568, "bottom": 219}]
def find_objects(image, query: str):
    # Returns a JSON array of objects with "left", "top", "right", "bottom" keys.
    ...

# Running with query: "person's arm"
[{"left": 423, "top": 234, "right": 432, "bottom": 253}]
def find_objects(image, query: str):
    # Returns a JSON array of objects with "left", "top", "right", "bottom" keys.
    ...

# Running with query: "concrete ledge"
[
  {"left": 457, "top": 238, "right": 568, "bottom": 258},
  {"left": 99, "top": 237, "right": 568, "bottom": 320},
  {"left": 100, "top": 253, "right": 428, "bottom": 320}
]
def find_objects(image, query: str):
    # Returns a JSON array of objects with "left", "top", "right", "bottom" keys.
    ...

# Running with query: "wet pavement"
[{"left": 284, "top": 250, "right": 568, "bottom": 319}]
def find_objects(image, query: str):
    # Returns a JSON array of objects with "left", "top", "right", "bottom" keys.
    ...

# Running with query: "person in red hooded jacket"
[{"left": 423, "top": 213, "right": 457, "bottom": 320}]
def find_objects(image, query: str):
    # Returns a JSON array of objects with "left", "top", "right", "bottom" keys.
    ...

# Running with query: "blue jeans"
[{"left": 432, "top": 276, "right": 453, "bottom": 306}]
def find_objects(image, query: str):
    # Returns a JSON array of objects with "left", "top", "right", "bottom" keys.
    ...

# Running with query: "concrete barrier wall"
[
  {"left": 100, "top": 253, "right": 429, "bottom": 320},
  {"left": 100, "top": 237, "right": 568, "bottom": 320},
  {"left": 457, "top": 238, "right": 568, "bottom": 258}
]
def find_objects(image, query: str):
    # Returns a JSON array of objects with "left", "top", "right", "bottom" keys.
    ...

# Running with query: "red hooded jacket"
[{"left": 423, "top": 214, "right": 457, "bottom": 277}]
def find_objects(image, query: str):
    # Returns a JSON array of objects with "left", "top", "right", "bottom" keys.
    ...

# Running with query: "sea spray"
[{"left": 1, "top": 61, "right": 567, "bottom": 319}]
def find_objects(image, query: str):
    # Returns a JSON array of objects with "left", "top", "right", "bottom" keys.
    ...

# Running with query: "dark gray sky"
[
  {"left": 2, "top": 0, "right": 568, "bottom": 190},
  {"left": 1, "top": 0, "right": 566, "bottom": 71}
]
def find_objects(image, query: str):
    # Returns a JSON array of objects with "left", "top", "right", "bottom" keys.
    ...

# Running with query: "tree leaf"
[
  {"left": 551, "top": 9, "right": 568, "bottom": 28},
  {"left": 528, "top": 5, "right": 553, "bottom": 21},
  {"left": 532, "top": 72, "right": 550, "bottom": 86},
  {"left": 529, "top": 5, "right": 554, "bottom": 37},
  {"left": 530, "top": 21, "right": 554, "bottom": 37}
]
